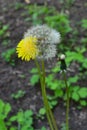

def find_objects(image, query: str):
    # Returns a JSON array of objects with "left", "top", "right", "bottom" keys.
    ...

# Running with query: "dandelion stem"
[
  {"left": 41, "top": 60, "right": 58, "bottom": 130},
  {"left": 35, "top": 60, "right": 54, "bottom": 130},
  {"left": 62, "top": 71, "right": 69, "bottom": 130},
  {"left": 35, "top": 59, "right": 58, "bottom": 130}
]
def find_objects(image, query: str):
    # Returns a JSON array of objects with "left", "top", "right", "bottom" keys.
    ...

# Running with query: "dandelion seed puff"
[
  {"left": 48, "top": 29, "right": 61, "bottom": 44},
  {"left": 17, "top": 25, "right": 61, "bottom": 61}
]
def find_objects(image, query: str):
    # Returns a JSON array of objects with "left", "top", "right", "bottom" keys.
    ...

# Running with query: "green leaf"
[
  {"left": 66, "top": 51, "right": 84, "bottom": 63},
  {"left": 39, "top": 108, "right": 46, "bottom": 115},
  {"left": 0, "top": 100, "right": 4, "bottom": 119},
  {"left": 24, "top": 110, "right": 33, "bottom": 117},
  {"left": 81, "top": 19, "right": 87, "bottom": 29},
  {"left": 41, "top": 126, "right": 46, "bottom": 130},
  {"left": 55, "top": 89, "right": 63, "bottom": 97},
  {"left": 51, "top": 82, "right": 59, "bottom": 90},
  {"left": 10, "top": 116, "right": 17, "bottom": 122},
  {"left": 3, "top": 25, "right": 9, "bottom": 31},
  {"left": 68, "top": 76, "right": 78, "bottom": 84},
  {"left": 0, "top": 100, "right": 11, "bottom": 120},
  {"left": 72, "top": 86, "right": 80, "bottom": 92},
  {"left": 82, "top": 59, "right": 87, "bottom": 69},
  {"left": 72, "top": 92, "right": 80, "bottom": 101},
  {"left": 80, "top": 100, "right": 87, "bottom": 106},
  {"left": 51, "top": 66, "right": 60, "bottom": 73},
  {"left": 11, "top": 90, "right": 25, "bottom": 99},
  {"left": 4, "top": 103, "right": 11, "bottom": 118},
  {"left": 0, "top": 119, "right": 7, "bottom": 130},
  {"left": 51, "top": 100, "right": 58, "bottom": 106},
  {"left": 30, "top": 68, "right": 38, "bottom": 73},
  {"left": 30, "top": 74, "right": 39, "bottom": 85},
  {"left": 78, "top": 88, "right": 87, "bottom": 98},
  {"left": 10, "top": 127, "right": 17, "bottom": 130},
  {"left": 17, "top": 111, "right": 24, "bottom": 123},
  {"left": 81, "top": 38, "right": 87, "bottom": 44}
]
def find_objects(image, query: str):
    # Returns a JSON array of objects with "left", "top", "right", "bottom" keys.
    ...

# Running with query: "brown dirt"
[{"left": 0, "top": 0, "right": 87, "bottom": 130}]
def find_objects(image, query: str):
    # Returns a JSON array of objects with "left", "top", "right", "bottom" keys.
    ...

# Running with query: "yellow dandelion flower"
[{"left": 16, "top": 36, "right": 38, "bottom": 61}]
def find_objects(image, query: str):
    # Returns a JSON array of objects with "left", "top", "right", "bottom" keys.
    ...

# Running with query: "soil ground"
[{"left": 0, "top": 0, "right": 87, "bottom": 130}]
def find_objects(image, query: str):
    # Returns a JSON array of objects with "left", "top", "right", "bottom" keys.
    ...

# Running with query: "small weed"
[
  {"left": 81, "top": 19, "right": 87, "bottom": 30},
  {"left": 59, "top": 0, "right": 75, "bottom": 10},
  {"left": 81, "top": 37, "right": 87, "bottom": 45},
  {"left": 0, "top": 23, "right": 9, "bottom": 37},
  {"left": 40, "top": 126, "right": 47, "bottom": 130},
  {"left": 11, "top": 90, "right": 26, "bottom": 100},
  {"left": 10, "top": 110, "right": 34, "bottom": 130},
  {"left": 30, "top": 68, "right": 39, "bottom": 86},
  {"left": 0, "top": 100, "right": 42, "bottom": 130},
  {"left": 47, "top": 95, "right": 58, "bottom": 109},
  {"left": 14, "top": 2, "right": 24, "bottom": 10},
  {"left": 2, "top": 39, "right": 11, "bottom": 46},
  {"left": 38, "top": 107, "right": 46, "bottom": 119},
  {"left": 1, "top": 48, "right": 16, "bottom": 66},
  {"left": 38, "top": 95, "right": 58, "bottom": 119},
  {"left": 0, "top": 99, "right": 11, "bottom": 130}
]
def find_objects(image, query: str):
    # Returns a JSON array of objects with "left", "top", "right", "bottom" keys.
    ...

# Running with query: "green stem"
[
  {"left": 41, "top": 60, "right": 58, "bottom": 130},
  {"left": 35, "top": 60, "right": 54, "bottom": 130},
  {"left": 63, "top": 71, "right": 69, "bottom": 130}
]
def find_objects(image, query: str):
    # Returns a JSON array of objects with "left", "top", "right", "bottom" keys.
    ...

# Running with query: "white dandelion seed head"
[
  {"left": 37, "top": 44, "right": 57, "bottom": 60},
  {"left": 48, "top": 29, "right": 61, "bottom": 44},
  {"left": 24, "top": 25, "right": 61, "bottom": 44},
  {"left": 24, "top": 25, "right": 61, "bottom": 60},
  {"left": 44, "top": 44, "right": 57, "bottom": 60},
  {"left": 24, "top": 25, "right": 50, "bottom": 42},
  {"left": 60, "top": 54, "right": 65, "bottom": 60}
]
